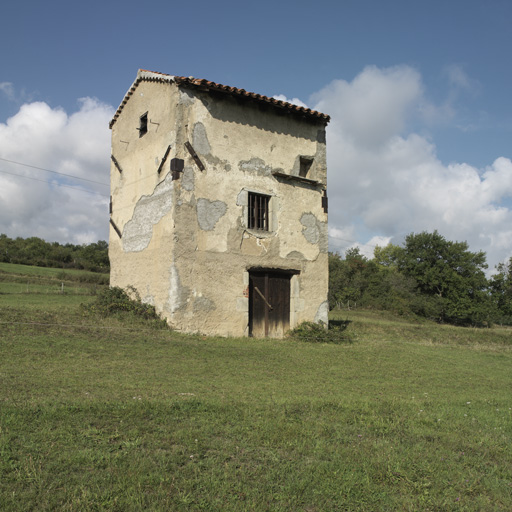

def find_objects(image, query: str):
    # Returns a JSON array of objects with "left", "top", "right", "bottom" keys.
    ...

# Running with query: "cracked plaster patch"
[
  {"left": 167, "top": 262, "right": 189, "bottom": 313},
  {"left": 122, "top": 173, "right": 174, "bottom": 252},
  {"left": 236, "top": 190, "right": 247, "bottom": 207},
  {"left": 193, "top": 295, "right": 215, "bottom": 313},
  {"left": 300, "top": 212, "right": 328, "bottom": 252},
  {"left": 182, "top": 166, "right": 195, "bottom": 191},
  {"left": 286, "top": 250, "right": 306, "bottom": 260},
  {"left": 300, "top": 213, "right": 320, "bottom": 244},
  {"left": 179, "top": 89, "right": 194, "bottom": 105},
  {"left": 239, "top": 157, "right": 272, "bottom": 176},
  {"left": 193, "top": 122, "right": 211, "bottom": 155},
  {"left": 314, "top": 300, "right": 329, "bottom": 326},
  {"left": 168, "top": 264, "right": 181, "bottom": 313},
  {"left": 197, "top": 198, "right": 227, "bottom": 231}
]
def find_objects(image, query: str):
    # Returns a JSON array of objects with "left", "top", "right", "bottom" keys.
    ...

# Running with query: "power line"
[
  {"left": 0, "top": 156, "right": 109, "bottom": 186},
  {"left": 0, "top": 168, "right": 110, "bottom": 197},
  {"left": 0, "top": 155, "right": 402, "bottom": 247},
  {"left": 328, "top": 233, "right": 387, "bottom": 249}
]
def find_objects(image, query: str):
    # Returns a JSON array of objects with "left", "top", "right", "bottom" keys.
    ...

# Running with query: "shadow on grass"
[
  {"left": 329, "top": 319, "right": 351, "bottom": 330},
  {"left": 288, "top": 320, "right": 354, "bottom": 344}
]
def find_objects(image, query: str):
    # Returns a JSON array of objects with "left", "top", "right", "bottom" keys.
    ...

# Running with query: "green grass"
[
  {"left": 0, "top": 262, "right": 511, "bottom": 511},
  {"left": 0, "top": 261, "right": 107, "bottom": 279},
  {"left": 332, "top": 308, "right": 512, "bottom": 347},
  {"left": 0, "top": 263, "right": 107, "bottom": 313}
]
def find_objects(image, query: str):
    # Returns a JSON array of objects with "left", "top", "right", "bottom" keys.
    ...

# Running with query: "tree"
[
  {"left": 489, "top": 257, "right": 512, "bottom": 323},
  {"left": 329, "top": 233, "right": 497, "bottom": 326},
  {"left": 328, "top": 251, "right": 354, "bottom": 308},
  {"left": 76, "top": 241, "right": 110, "bottom": 270},
  {"left": 373, "top": 243, "right": 403, "bottom": 268},
  {"left": 0, "top": 234, "right": 15, "bottom": 262},
  {"left": 396, "top": 231, "right": 493, "bottom": 326},
  {"left": 329, "top": 248, "right": 413, "bottom": 312},
  {"left": 329, "top": 248, "right": 380, "bottom": 309},
  {"left": 0, "top": 234, "right": 110, "bottom": 272}
]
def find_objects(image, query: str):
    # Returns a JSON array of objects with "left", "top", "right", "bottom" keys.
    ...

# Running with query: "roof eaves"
[
  {"left": 109, "top": 70, "right": 330, "bottom": 129},
  {"left": 109, "top": 69, "right": 178, "bottom": 129},
  {"left": 174, "top": 76, "right": 330, "bottom": 122}
]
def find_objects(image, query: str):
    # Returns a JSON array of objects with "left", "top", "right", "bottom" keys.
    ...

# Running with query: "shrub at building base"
[{"left": 81, "top": 286, "right": 168, "bottom": 328}]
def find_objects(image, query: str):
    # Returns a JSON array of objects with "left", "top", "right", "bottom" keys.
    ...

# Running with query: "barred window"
[{"left": 248, "top": 192, "right": 270, "bottom": 231}]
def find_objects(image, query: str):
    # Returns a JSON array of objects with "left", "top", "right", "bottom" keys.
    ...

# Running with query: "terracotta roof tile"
[{"left": 109, "top": 69, "right": 330, "bottom": 128}]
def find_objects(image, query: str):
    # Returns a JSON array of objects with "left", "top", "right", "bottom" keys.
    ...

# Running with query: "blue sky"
[{"left": 1, "top": 0, "right": 512, "bottom": 270}]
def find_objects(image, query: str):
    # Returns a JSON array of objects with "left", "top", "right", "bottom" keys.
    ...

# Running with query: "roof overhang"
[{"left": 109, "top": 69, "right": 330, "bottom": 129}]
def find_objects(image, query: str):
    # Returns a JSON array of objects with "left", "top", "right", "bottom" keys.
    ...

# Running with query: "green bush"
[
  {"left": 288, "top": 321, "right": 354, "bottom": 344},
  {"left": 81, "top": 286, "right": 168, "bottom": 328}
]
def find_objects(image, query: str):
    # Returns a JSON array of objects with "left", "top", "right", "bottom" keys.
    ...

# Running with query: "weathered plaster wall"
[
  {"left": 109, "top": 81, "right": 181, "bottom": 316},
  {"left": 167, "top": 87, "right": 328, "bottom": 335},
  {"left": 110, "top": 79, "right": 329, "bottom": 337}
]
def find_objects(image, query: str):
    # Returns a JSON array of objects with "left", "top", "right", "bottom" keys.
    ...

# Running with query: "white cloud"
[
  {"left": 328, "top": 225, "right": 357, "bottom": 252},
  {"left": 2, "top": 68, "right": 512, "bottom": 273},
  {"left": 312, "top": 65, "right": 424, "bottom": 148},
  {"left": 273, "top": 94, "right": 309, "bottom": 109},
  {"left": 0, "top": 82, "right": 15, "bottom": 101},
  {"left": 313, "top": 65, "right": 512, "bottom": 270},
  {"left": 0, "top": 97, "right": 113, "bottom": 244},
  {"left": 417, "top": 65, "right": 481, "bottom": 131},
  {"left": 329, "top": 225, "right": 391, "bottom": 261},
  {"left": 445, "top": 64, "right": 480, "bottom": 95},
  {"left": 0, "top": 82, "right": 35, "bottom": 106}
]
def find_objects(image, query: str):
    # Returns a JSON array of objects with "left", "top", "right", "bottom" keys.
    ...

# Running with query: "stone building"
[{"left": 109, "top": 69, "right": 330, "bottom": 337}]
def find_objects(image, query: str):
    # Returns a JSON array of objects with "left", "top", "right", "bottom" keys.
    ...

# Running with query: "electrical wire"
[
  {"left": 0, "top": 157, "right": 109, "bottom": 186},
  {"left": 328, "top": 234, "right": 387, "bottom": 249},
  {"left": 0, "top": 157, "right": 396, "bottom": 248},
  {"left": 0, "top": 168, "right": 110, "bottom": 197}
]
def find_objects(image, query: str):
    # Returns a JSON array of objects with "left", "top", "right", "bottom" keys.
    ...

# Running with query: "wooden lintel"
[
  {"left": 185, "top": 141, "right": 205, "bottom": 171},
  {"left": 272, "top": 171, "right": 320, "bottom": 186},
  {"left": 157, "top": 145, "right": 172, "bottom": 174},
  {"left": 111, "top": 154, "right": 123, "bottom": 174},
  {"left": 110, "top": 218, "right": 122, "bottom": 239}
]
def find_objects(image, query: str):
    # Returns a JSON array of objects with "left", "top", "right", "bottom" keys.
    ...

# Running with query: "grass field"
[{"left": 1, "top": 263, "right": 511, "bottom": 511}]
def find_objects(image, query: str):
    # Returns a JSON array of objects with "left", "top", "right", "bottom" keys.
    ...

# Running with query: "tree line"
[
  {"left": 2, "top": 231, "right": 511, "bottom": 326},
  {"left": 0, "top": 234, "right": 109, "bottom": 273},
  {"left": 329, "top": 231, "right": 512, "bottom": 327}
]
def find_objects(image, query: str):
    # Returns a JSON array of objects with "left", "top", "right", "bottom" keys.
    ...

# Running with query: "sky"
[{"left": 1, "top": 0, "right": 512, "bottom": 271}]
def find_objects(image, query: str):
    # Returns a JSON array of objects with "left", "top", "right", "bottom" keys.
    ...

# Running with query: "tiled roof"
[{"left": 109, "top": 69, "right": 330, "bottom": 128}]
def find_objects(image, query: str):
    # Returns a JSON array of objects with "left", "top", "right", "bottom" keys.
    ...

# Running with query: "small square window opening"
[
  {"left": 138, "top": 112, "right": 148, "bottom": 137},
  {"left": 299, "top": 157, "right": 313, "bottom": 177},
  {"left": 248, "top": 192, "right": 270, "bottom": 231}
]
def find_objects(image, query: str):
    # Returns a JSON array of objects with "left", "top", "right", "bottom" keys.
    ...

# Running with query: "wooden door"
[{"left": 249, "top": 271, "right": 291, "bottom": 337}]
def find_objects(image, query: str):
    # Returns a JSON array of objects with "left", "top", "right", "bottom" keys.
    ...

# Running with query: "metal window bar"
[{"left": 249, "top": 193, "right": 269, "bottom": 230}]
